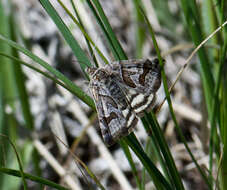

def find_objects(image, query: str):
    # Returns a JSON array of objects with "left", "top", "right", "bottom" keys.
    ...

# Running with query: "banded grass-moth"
[{"left": 86, "top": 58, "right": 161, "bottom": 146}]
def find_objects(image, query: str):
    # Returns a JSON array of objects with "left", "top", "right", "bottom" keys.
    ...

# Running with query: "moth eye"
[
  {"left": 153, "top": 58, "right": 164, "bottom": 67},
  {"left": 86, "top": 67, "right": 97, "bottom": 75},
  {"left": 153, "top": 58, "right": 159, "bottom": 64},
  {"left": 97, "top": 70, "right": 108, "bottom": 79}
]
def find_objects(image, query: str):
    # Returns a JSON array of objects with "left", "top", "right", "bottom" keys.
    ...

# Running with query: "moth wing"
[
  {"left": 110, "top": 59, "right": 161, "bottom": 117},
  {"left": 117, "top": 81, "right": 157, "bottom": 117},
  {"left": 90, "top": 82, "right": 138, "bottom": 146},
  {"left": 111, "top": 58, "right": 161, "bottom": 94}
]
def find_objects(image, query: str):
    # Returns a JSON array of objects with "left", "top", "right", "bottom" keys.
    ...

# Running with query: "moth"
[{"left": 86, "top": 58, "right": 162, "bottom": 146}]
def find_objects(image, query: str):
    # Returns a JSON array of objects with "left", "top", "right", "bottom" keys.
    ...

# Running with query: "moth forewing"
[{"left": 110, "top": 58, "right": 161, "bottom": 116}]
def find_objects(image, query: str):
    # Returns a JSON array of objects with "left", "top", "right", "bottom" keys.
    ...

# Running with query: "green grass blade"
[
  {"left": 132, "top": 0, "right": 146, "bottom": 58},
  {"left": 10, "top": 20, "right": 34, "bottom": 130},
  {"left": 144, "top": 113, "right": 184, "bottom": 190},
  {"left": 119, "top": 141, "right": 143, "bottom": 190},
  {"left": 151, "top": 1, "right": 178, "bottom": 34},
  {"left": 139, "top": 5, "right": 211, "bottom": 189},
  {"left": 12, "top": 54, "right": 34, "bottom": 130},
  {"left": 139, "top": 7, "right": 184, "bottom": 189},
  {"left": 0, "top": 135, "right": 28, "bottom": 190},
  {"left": 0, "top": 1, "right": 23, "bottom": 189},
  {"left": 211, "top": 10, "right": 227, "bottom": 188},
  {"left": 86, "top": 0, "right": 127, "bottom": 60},
  {"left": 124, "top": 134, "right": 173, "bottom": 190},
  {"left": 0, "top": 35, "right": 95, "bottom": 110},
  {"left": 179, "top": 0, "right": 214, "bottom": 118},
  {"left": 219, "top": 62, "right": 227, "bottom": 189},
  {"left": 39, "top": 0, "right": 91, "bottom": 71},
  {"left": 83, "top": 3, "right": 169, "bottom": 188},
  {"left": 0, "top": 52, "right": 77, "bottom": 97},
  {"left": 56, "top": 0, "right": 109, "bottom": 65},
  {"left": 69, "top": 0, "right": 99, "bottom": 67},
  {"left": 141, "top": 117, "right": 173, "bottom": 185},
  {"left": 0, "top": 168, "right": 69, "bottom": 190}
]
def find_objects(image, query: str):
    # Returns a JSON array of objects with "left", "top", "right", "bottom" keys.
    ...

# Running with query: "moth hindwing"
[{"left": 86, "top": 58, "right": 161, "bottom": 146}]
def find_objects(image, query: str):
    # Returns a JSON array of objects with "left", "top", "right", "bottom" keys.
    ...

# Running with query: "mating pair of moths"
[{"left": 86, "top": 58, "right": 162, "bottom": 146}]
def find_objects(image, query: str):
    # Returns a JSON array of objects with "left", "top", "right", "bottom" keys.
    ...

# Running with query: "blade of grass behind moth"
[
  {"left": 132, "top": 0, "right": 146, "bottom": 58},
  {"left": 85, "top": 1, "right": 144, "bottom": 159},
  {"left": 86, "top": 1, "right": 154, "bottom": 182},
  {"left": 10, "top": 15, "right": 34, "bottom": 130},
  {"left": 144, "top": 113, "right": 184, "bottom": 190},
  {"left": 141, "top": 138, "right": 166, "bottom": 190},
  {"left": 0, "top": 168, "right": 69, "bottom": 190},
  {"left": 201, "top": 0, "right": 219, "bottom": 64},
  {"left": 90, "top": 0, "right": 128, "bottom": 60},
  {"left": 141, "top": 117, "right": 173, "bottom": 185},
  {"left": 0, "top": 135, "right": 28, "bottom": 190},
  {"left": 151, "top": 1, "right": 178, "bottom": 35},
  {"left": 180, "top": 0, "right": 218, "bottom": 184},
  {"left": 9, "top": 16, "right": 40, "bottom": 189},
  {"left": 209, "top": 23, "right": 227, "bottom": 188},
  {"left": 86, "top": 0, "right": 127, "bottom": 60},
  {"left": 0, "top": 2, "right": 23, "bottom": 189},
  {"left": 32, "top": 149, "right": 43, "bottom": 190},
  {"left": 57, "top": 0, "right": 108, "bottom": 65},
  {"left": 138, "top": 7, "right": 183, "bottom": 189},
  {"left": 119, "top": 141, "right": 143, "bottom": 190},
  {"left": 212, "top": 0, "right": 227, "bottom": 33},
  {"left": 0, "top": 35, "right": 95, "bottom": 110},
  {"left": 123, "top": 133, "right": 173, "bottom": 190},
  {"left": 0, "top": 52, "right": 76, "bottom": 98},
  {"left": 209, "top": 1, "right": 227, "bottom": 180},
  {"left": 85, "top": 0, "right": 120, "bottom": 60},
  {"left": 75, "top": 158, "right": 106, "bottom": 190},
  {"left": 69, "top": 0, "right": 99, "bottom": 67},
  {"left": 39, "top": 0, "right": 91, "bottom": 72},
  {"left": 80, "top": 3, "right": 171, "bottom": 188},
  {"left": 54, "top": 134, "right": 106, "bottom": 190},
  {"left": 179, "top": 0, "right": 215, "bottom": 130},
  {"left": 0, "top": 1, "right": 16, "bottom": 109},
  {"left": 218, "top": 7, "right": 227, "bottom": 187},
  {"left": 140, "top": 5, "right": 212, "bottom": 189},
  {"left": 219, "top": 58, "right": 227, "bottom": 189}
]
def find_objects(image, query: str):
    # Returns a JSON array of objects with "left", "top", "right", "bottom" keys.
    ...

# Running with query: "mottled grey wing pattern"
[
  {"left": 110, "top": 58, "right": 161, "bottom": 117},
  {"left": 86, "top": 58, "right": 161, "bottom": 146},
  {"left": 88, "top": 67, "right": 138, "bottom": 146}
]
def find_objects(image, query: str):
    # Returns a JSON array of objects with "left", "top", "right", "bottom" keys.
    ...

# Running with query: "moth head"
[
  {"left": 151, "top": 58, "right": 165, "bottom": 69},
  {"left": 85, "top": 67, "right": 97, "bottom": 76},
  {"left": 86, "top": 67, "right": 110, "bottom": 82}
]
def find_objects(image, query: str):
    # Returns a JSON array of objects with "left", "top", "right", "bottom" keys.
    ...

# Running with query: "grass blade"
[
  {"left": 0, "top": 168, "right": 69, "bottom": 190},
  {"left": 0, "top": 34, "right": 95, "bottom": 110},
  {"left": 39, "top": 0, "right": 91, "bottom": 71}
]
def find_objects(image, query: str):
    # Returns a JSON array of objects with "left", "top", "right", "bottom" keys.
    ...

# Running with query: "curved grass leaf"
[
  {"left": 0, "top": 168, "right": 69, "bottom": 190},
  {"left": 0, "top": 135, "right": 28, "bottom": 190},
  {"left": 0, "top": 35, "right": 95, "bottom": 110},
  {"left": 124, "top": 134, "right": 173, "bottom": 190},
  {"left": 39, "top": 0, "right": 91, "bottom": 72},
  {"left": 86, "top": 0, "right": 127, "bottom": 60},
  {"left": 56, "top": 0, "right": 109, "bottom": 65}
]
